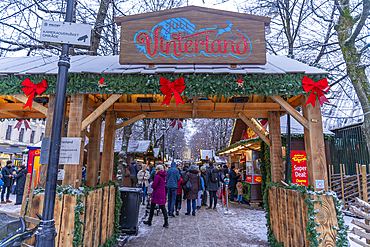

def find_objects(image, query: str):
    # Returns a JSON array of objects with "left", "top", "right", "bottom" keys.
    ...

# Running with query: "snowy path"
[{"left": 123, "top": 200, "right": 269, "bottom": 247}]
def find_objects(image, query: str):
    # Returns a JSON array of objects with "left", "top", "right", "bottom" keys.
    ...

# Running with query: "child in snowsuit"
[{"left": 236, "top": 179, "right": 243, "bottom": 204}]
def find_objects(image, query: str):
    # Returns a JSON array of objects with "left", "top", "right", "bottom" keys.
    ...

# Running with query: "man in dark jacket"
[
  {"left": 206, "top": 162, "right": 219, "bottom": 210},
  {"left": 229, "top": 165, "right": 240, "bottom": 201},
  {"left": 129, "top": 160, "right": 140, "bottom": 187},
  {"left": 222, "top": 164, "right": 229, "bottom": 176},
  {"left": 1, "top": 161, "right": 14, "bottom": 203},
  {"left": 166, "top": 162, "right": 180, "bottom": 217}
]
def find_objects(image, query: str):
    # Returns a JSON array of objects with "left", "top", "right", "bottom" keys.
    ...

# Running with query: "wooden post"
[
  {"left": 356, "top": 163, "right": 362, "bottom": 200},
  {"left": 340, "top": 164, "right": 346, "bottom": 210},
  {"left": 62, "top": 94, "right": 88, "bottom": 187},
  {"left": 328, "top": 162, "right": 332, "bottom": 190},
  {"left": 26, "top": 170, "right": 37, "bottom": 216},
  {"left": 20, "top": 173, "right": 31, "bottom": 217},
  {"left": 361, "top": 164, "right": 370, "bottom": 243},
  {"left": 86, "top": 117, "right": 102, "bottom": 187},
  {"left": 268, "top": 111, "right": 284, "bottom": 183},
  {"left": 302, "top": 95, "right": 328, "bottom": 191},
  {"left": 39, "top": 94, "right": 55, "bottom": 188},
  {"left": 100, "top": 111, "right": 117, "bottom": 184},
  {"left": 342, "top": 164, "right": 346, "bottom": 176}
]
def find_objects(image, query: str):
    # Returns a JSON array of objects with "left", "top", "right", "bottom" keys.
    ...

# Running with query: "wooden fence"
[
  {"left": 330, "top": 164, "right": 370, "bottom": 208},
  {"left": 24, "top": 185, "right": 116, "bottom": 247},
  {"left": 268, "top": 186, "right": 338, "bottom": 247}
]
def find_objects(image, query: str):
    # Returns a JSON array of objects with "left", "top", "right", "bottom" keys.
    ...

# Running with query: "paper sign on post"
[
  {"left": 59, "top": 137, "right": 82, "bottom": 164},
  {"left": 57, "top": 169, "right": 65, "bottom": 180}
]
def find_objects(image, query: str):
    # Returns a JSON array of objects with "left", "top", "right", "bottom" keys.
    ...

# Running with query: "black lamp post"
[{"left": 161, "top": 126, "right": 166, "bottom": 161}]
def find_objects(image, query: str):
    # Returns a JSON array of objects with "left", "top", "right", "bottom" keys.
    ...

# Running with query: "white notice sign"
[
  {"left": 40, "top": 20, "right": 91, "bottom": 46},
  {"left": 59, "top": 137, "right": 82, "bottom": 164},
  {"left": 57, "top": 169, "right": 65, "bottom": 180}
]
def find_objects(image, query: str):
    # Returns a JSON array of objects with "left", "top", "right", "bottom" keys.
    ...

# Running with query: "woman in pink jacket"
[{"left": 143, "top": 165, "right": 168, "bottom": 228}]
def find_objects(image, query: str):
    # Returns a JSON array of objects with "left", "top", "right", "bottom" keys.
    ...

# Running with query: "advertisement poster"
[
  {"left": 291, "top": 151, "right": 308, "bottom": 186},
  {"left": 253, "top": 175, "right": 262, "bottom": 184},
  {"left": 27, "top": 148, "right": 41, "bottom": 188}
]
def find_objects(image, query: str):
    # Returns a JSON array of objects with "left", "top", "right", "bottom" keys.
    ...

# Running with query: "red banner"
[
  {"left": 246, "top": 175, "right": 252, "bottom": 183},
  {"left": 291, "top": 151, "right": 308, "bottom": 186}
]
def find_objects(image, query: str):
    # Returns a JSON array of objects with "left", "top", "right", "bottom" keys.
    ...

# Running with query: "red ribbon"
[
  {"left": 14, "top": 119, "right": 31, "bottom": 131},
  {"left": 21, "top": 78, "right": 48, "bottom": 109},
  {"left": 302, "top": 76, "right": 330, "bottom": 108},
  {"left": 159, "top": 77, "right": 185, "bottom": 107},
  {"left": 170, "top": 119, "right": 183, "bottom": 129}
]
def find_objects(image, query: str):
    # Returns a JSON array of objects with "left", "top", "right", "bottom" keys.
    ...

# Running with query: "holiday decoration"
[
  {"left": 21, "top": 78, "right": 48, "bottom": 109},
  {"left": 159, "top": 76, "right": 185, "bottom": 107},
  {"left": 170, "top": 119, "right": 183, "bottom": 129},
  {"left": 98, "top": 78, "right": 105, "bottom": 88},
  {"left": 14, "top": 119, "right": 31, "bottom": 131},
  {"left": 302, "top": 76, "right": 330, "bottom": 108},
  {"left": 237, "top": 78, "right": 244, "bottom": 87}
]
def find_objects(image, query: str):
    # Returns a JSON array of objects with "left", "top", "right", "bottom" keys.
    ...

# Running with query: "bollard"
[{"left": 224, "top": 184, "right": 231, "bottom": 215}]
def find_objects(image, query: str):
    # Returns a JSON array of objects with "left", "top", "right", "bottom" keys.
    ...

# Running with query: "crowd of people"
[
  {"left": 0, "top": 160, "right": 27, "bottom": 205},
  {"left": 127, "top": 160, "right": 243, "bottom": 228}
]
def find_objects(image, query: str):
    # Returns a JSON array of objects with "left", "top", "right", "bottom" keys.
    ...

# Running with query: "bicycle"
[{"left": 0, "top": 213, "right": 42, "bottom": 247}]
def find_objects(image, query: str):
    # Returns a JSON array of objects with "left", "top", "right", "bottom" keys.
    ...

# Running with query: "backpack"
[
  {"left": 183, "top": 173, "right": 192, "bottom": 192},
  {"left": 210, "top": 168, "right": 219, "bottom": 183}
]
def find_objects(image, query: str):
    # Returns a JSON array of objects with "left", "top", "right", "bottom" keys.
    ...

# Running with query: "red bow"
[
  {"left": 159, "top": 77, "right": 186, "bottom": 107},
  {"left": 21, "top": 78, "right": 48, "bottom": 109},
  {"left": 14, "top": 119, "right": 31, "bottom": 131},
  {"left": 302, "top": 76, "right": 330, "bottom": 108},
  {"left": 170, "top": 119, "right": 183, "bottom": 129}
]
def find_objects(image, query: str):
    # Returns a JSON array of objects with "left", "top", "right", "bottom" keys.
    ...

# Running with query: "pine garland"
[
  {"left": 0, "top": 73, "right": 326, "bottom": 97},
  {"left": 242, "top": 182, "right": 251, "bottom": 201}
]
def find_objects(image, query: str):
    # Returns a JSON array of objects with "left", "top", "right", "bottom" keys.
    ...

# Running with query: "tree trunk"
[
  {"left": 337, "top": 3, "right": 370, "bottom": 156},
  {"left": 90, "top": 0, "right": 111, "bottom": 55}
]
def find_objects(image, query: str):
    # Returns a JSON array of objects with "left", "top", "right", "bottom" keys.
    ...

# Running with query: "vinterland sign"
[
  {"left": 115, "top": 6, "right": 270, "bottom": 64},
  {"left": 40, "top": 20, "right": 92, "bottom": 46}
]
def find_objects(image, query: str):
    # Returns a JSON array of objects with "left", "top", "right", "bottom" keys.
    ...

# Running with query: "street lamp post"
[{"left": 35, "top": 0, "right": 74, "bottom": 246}]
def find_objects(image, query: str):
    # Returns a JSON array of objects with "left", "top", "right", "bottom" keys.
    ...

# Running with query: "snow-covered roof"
[
  {"left": 0, "top": 54, "right": 327, "bottom": 75},
  {"left": 214, "top": 156, "right": 228, "bottom": 164},
  {"left": 127, "top": 140, "right": 151, "bottom": 153}
]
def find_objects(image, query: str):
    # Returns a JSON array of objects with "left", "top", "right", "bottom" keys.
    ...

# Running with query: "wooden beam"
[
  {"left": 269, "top": 111, "right": 284, "bottom": 183},
  {"left": 81, "top": 94, "right": 121, "bottom": 131},
  {"left": 192, "top": 97, "right": 198, "bottom": 118},
  {"left": 39, "top": 94, "right": 56, "bottom": 188},
  {"left": 100, "top": 111, "right": 116, "bottom": 184},
  {"left": 271, "top": 95, "right": 309, "bottom": 130},
  {"left": 238, "top": 112, "right": 271, "bottom": 147},
  {"left": 114, "top": 114, "right": 146, "bottom": 130},
  {"left": 63, "top": 94, "right": 88, "bottom": 187},
  {"left": 0, "top": 110, "right": 23, "bottom": 118},
  {"left": 111, "top": 102, "right": 282, "bottom": 112},
  {"left": 86, "top": 117, "right": 102, "bottom": 187},
  {"left": 12, "top": 95, "right": 48, "bottom": 115},
  {"left": 302, "top": 95, "right": 328, "bottom": 191},
  {"left": 116, "top": 110, "right": 271, "bottom": 119}
]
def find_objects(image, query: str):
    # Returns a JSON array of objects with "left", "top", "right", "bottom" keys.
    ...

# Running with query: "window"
[
  {"left": 5, "top": 125, "right": 12, "bottom": 140},
  {"left": 18, "top": 128, "right": 24, "bottom": 142},
  {"left": 40, "top": 132, "right": 44, "bottom": 142},
  {"left": 30, "top": 130, "right": 35, "bottom": 143}
]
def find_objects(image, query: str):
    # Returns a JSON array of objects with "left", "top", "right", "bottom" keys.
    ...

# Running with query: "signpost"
[{"left": 40, "top": 20, "right": 91, "bottom": 46}]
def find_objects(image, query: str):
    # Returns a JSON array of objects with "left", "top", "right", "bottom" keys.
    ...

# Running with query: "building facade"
[{"left": 0, "top": 119, "right": 45, "bottom": 168}]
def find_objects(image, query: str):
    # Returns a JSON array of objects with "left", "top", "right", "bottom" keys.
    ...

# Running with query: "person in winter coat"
[
  {"left": 14, "top": 165, "right": 27, "bottom": 205},
  {"left": 175, "top": 175, "right": 183, "bottom": 215},
  {"left": 236, "top": 179, "right": 244, "bottom": 204},
  {"left": 137, "top": 164, "right": 151, "bottom": 204},
  {"left": 222, "top": 164, "right": 229, "bottom": 177},
  {"left": 144, "top": 165, "right": 169, "bottom": 228},
  {"left": 1, "top": 161, "right": 14, "bottom": 204},
  {"left": 197, "top": 170, "right": 205, "bottom": 210},
  {"left": 128, "top": 160, "right": 140, "bottom": 187},
  {"left": 200, "top": 166, "right": 207, "bottom": 207},
  {"left": 183, "top": 165, "right": 200, "bottom": 216},
  {"left": 166, "top": 162, "right": 180, "bottom": 217},
  {"left": 229, "top": 166, "right": 241, "bottom": 201},
  {"left": 206, "top": 162, "right": 219, "bottom": 210}
]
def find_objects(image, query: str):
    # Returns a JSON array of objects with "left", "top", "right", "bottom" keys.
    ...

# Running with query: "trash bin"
[{"left": 119, "top": 187, "right": 142, "bottom": 235}]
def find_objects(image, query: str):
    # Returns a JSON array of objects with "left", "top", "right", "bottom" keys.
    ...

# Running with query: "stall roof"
[{"left": 0, "top": 54, "right": 327, "bottom": 75}]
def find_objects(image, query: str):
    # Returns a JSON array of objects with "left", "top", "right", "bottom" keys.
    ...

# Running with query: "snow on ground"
[{"left": 345, "top": 215, "right": 367, "bottom": 247}]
